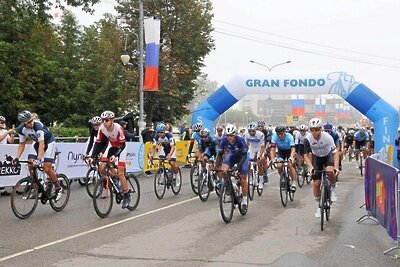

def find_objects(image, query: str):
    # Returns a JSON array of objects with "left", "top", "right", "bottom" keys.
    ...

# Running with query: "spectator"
[
  {"left": 119, "top": 120, "right": 135, "bottom": 142},
  {"left": 181, "top": 124, "right": 191, "bottom": 141},
  {"left": 0, "top": 116, "right": 15, "bottom": 144},
  {"left": 141, "top": 122, "right": 155, "bottom": 143}
]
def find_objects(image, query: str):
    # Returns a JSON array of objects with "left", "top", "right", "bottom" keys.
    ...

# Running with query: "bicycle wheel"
[
  {"left": 77, "top": 177, "right": 86, "bottom": 186},
  {"left": 85, "top": 168, "right": 100, "bottom": 198},
  {"left": 247, "top": 170, "right": 255, "bottom": 201},
  {"left": 219, "top": 181, "right": 234, "bottom": 223},
  {"left": 93, "top": 177, "right": 113, "bottom": 218},
  {"left": 325, "top": 185, "right": 331, "bottom": 222},
  {"left": 296, "top": 164, "right": 305, "bottom": 188},
  {"left": 198, "top": 170, "right": 211, "bottom": 202},
  {"left": 190, "top": 164, "right": 199, "bottom": 195},
  {"left": 279, "top": 173, "right": 288, "bottom": 207},
  {"left": 11, "top": 177, "right": 39, "bottom": 219},
  {"left": 49, "top": 173, "right": 71, "bottom": 212},
  {"left": 256, "top": 175, "right": 263, "bottom": 196},
  {"left": 320, "top": 184, "right": 326, "bottom": 231},
  {"left": 288, "top": 177, "right": 295, "bottom": 202},
  {"left": 360, "top": 158, "right": 363, "bottom": 176},
  {"left": 348, "top": 148, "right": 353, "bottom": 162},
  {"left": 126, "top": 173, "right": 140, "bottom": 211},
  {"left": 154, "top": 168, "right": 166, "bottom": 199},
  {"left": 171, "top": 167, "right": 182, "bottom": 195}
]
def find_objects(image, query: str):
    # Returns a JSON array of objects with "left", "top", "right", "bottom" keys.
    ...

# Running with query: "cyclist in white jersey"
[
  {"left": 244, "top": 122, "right": 266, "bottom": 189},
  {"left": 91, "top": 110, "right": 131, "bottom": 209},
  {"left": 0, "top": 116, "right": 15, "bottom": 144},
  {"left": 303, "top": 118, "right": 339, "bottom": 218}
]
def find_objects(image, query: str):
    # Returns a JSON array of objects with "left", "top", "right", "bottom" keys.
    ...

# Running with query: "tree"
[{"left": 116, "top": 0, "right": 215, "bottom": 124}]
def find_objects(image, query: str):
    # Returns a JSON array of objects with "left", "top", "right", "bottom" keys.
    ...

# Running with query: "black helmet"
[{"left": 275, "top": 125, "right": 286, "bottom": 133}]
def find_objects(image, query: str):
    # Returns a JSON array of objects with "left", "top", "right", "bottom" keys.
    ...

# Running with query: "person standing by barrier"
[
  {"left": 141, "top": 122, "right": 154, "bottom": 143},
  {"left": 0, "top": 115, "right": 15, "bottom": 144},
  {"left": 119, "top": 120, "right": 135, "bottom": 142}
]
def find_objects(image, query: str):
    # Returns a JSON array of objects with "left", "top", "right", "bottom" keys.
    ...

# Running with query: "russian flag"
[{"left": 144, "top": 17, "right": 160, "bottom": 91}]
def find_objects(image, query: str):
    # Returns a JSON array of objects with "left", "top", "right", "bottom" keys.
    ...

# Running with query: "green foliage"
[{"left": 50, "top": 126, "right": 88, "bottom": 137}]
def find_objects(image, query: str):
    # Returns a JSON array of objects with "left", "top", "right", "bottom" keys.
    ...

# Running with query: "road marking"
[{"left": 0, "top": 196, "right": 198, "bottom": 262}]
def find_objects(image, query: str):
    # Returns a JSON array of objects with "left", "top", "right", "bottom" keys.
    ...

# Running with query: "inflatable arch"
[{"left": 192, "top": 72, "right": 399, "bottom": 167}]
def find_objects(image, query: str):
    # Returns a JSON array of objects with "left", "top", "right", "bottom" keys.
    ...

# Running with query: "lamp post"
[
  {"left": 249, "top": 60, "right": 291, "bottom": 124},
  {"left": 120, "top": 0, "right": 145, "bottom": 142}
]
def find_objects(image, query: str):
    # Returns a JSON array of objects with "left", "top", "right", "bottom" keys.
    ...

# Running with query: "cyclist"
[
  {"left": 90, "top": 110, "right": 131, "bottom": 209},
  {"left": 343, "top": 129, "right": 355, "bottom": 160},
  {"left": 353, "top": 127, "right": 369, "bottom": 169},
  {"left": 323, "top": 122, "right": 343, "bottom": 171},
  {"left": 214, "top": 125, "right": 225, "bottom": 145},
  {"left": 83, "top": 116, "right": 103, "bottom": 159},
  {"left": 294, "top": 124, "right": 308, "bottom": 173},
  {"left": 270, "top": 125, "right": 297, "bottom": 192},
  {"left": 215, "top": 124, "right": 249, "bottom": 211},
  {"left": 244, "top": 122, "right": 266, "bottom": 189},
  {"left": 13, "top": 110, "right": 62, "bottom": 201},
  {"left": 187, "top": 122, "right": 203, "bottom": 162},
  {"left": 256, "top": 120, "right": 271, "bottom": 183},
  {"left": 368, "top": 127, "right": 375, "bottom": 154},
  {"left": 150, "top": 122, "right": 180, "bottom": 187},
  {"left": 198, "top": 128, "right": 218, "bottom": 164},
  {"left": 304, "top": 118, "right": 339, "bottom": 218}
]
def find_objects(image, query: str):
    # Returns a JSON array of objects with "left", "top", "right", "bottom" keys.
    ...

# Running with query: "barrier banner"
[{"left": 365, "top": 157, "right": 398, "bottom": 240}]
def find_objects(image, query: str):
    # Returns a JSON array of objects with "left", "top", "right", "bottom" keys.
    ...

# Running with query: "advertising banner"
[{"left": 365, "top": 157, "right": 398, "bottom": 240}]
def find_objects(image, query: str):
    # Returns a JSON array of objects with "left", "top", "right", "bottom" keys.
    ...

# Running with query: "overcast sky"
[{"left": 64, "top": 0, "right": 400, "bottom": 109}]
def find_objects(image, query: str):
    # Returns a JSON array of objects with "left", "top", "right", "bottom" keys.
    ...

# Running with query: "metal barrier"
[{"left": 384, "top": 172, "right": 400, "bottom": 255}]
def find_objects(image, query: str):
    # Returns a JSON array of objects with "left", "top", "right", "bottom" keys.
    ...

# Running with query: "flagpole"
[{"left": 138, "top": 0, "right": 145, "bottom": 142}]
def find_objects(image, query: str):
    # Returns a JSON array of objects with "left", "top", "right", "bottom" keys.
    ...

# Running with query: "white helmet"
[
  {"left": 91, "top": 116, "right": 102, "bottom": 124},
  {"left": 247, "top": 122, "right": 257, "bottom": 131},
  {"left": 0, "top": 116, "right": 5, "bottom": 122},
  {"left": 192, "top": 122, "right": 202, "bottom": 131},
  {"left": 101, "top": 110, "right": 115, "bottom": 119},
  {"left": 225, "top": 124, "right": 237, "bottom": 135},
  {"left": 299, "top": 124, "right": 307, "bottom": 131},
  {"left": 309, "top": 118, "right": 322, "bottom": 128}
]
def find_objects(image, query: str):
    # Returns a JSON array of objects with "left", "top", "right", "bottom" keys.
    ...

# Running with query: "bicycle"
[
  {"left": 219, "top": 167, "right": 248, "bottom": 223},
  {"left": 247, "top": 159, "right": 263, "bottom": 201},
  {"left": 153, "top": 156, "right": 182, "bottom": 199},
  {"left": 92, "top": 161, "right": 140, "bottom": 218},
  {"left": 10, "top": 159, "right": 70, "bottom": 219},
  {"left": 84, "top": 158, "right": 101, "bottom": 198},
  {"left": 295, "top": 154, "right": 308, "bottom": 188},
  {"left": 275, "top": 159, "right": 295, "bottom": 207},
  {"left": 189, "top": 156, "right": 200, "bottom": 195},
  {"left": 347, "top": 146, "right": 354, "bottom": 162},
  {"left": 355, "top": 146, "right": 368, "bottom": 176},
  {"left": 317, "top": 170, "right": 331, "bottom": 231},
  {"left": 197, "top": 158, "right": 220, "bottom": 202}
]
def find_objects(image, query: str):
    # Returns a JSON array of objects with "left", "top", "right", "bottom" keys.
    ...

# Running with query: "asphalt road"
[{"left": 0, "top": 160, "right": 399, "bottom": 267}]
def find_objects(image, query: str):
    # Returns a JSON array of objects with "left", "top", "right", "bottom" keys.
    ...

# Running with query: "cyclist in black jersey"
[{"left": 83, "top": 116, "right": 102, "bottom": 158}]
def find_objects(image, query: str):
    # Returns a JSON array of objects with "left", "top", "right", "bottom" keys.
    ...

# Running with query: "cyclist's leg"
[{"left": 312, "top": 155, "right": 323, "bottom": 217}]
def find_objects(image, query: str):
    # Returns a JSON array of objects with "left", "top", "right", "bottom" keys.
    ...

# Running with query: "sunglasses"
[
  {"left": 0, "top": 121, "right": 5, "bottom": 124},
  {"left": 248, "top": 130, "right": 255, "bottom": 133},
  {"left": 310, "top": 128, "right": 320, "bottom": 133},
  {"left": 25, "top": 119, "right": 34, "bottom": 124},
  {"left": 157, "top": 131, "right": 165, "bottom": 134},
  {"left": 227, "top": 134, "right": 235, "bottom": 137},
  {"left": 102, "top": 119, "right": 110, "bottom": 123}
]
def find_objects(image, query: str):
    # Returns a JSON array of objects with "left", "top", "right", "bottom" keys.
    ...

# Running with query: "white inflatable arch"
[{"left": 192, "top": 72, "right": 399, "bottom": 166}]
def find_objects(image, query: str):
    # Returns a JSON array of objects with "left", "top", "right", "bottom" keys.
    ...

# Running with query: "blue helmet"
[
  {"left": 323, "top": 122, "right": 333, "bottom": 131},
  {"left": 156, "top": 123, "right": 166, "bottom": 132}
]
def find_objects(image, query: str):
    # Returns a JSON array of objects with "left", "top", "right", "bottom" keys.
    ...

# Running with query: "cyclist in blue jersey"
[
  {"left": 187, "top": 122, "right": 203, "bottom": 162},
  {"left": 13, "top": 110, "right": 62, "bottom": 200},
  {"left": 353, "top": 127, "right": 369, "bottom": 168},
  {"left": 198, "top": 128, "right": 218, "bottom": 163},
  {"left": 215, "top": 124, "right": 249, "bottom": 211},
  {"left": 270, "top": 125, "right": 298, "bottom": 192}
]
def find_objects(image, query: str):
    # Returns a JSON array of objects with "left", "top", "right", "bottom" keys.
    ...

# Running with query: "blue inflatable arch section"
[{"left": 192, "top": 72, "right": 399, "bottom": 166}]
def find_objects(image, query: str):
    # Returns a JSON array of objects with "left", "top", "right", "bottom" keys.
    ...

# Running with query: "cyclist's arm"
[
  {"left": 86, "top": 134, "right": 95, "bottom": 155},
  {"left": 91, "top": 136, "right": 108, "bottom": 158},
  {"left": 303, "top": 138, "right": 313, "bottom": 170}
]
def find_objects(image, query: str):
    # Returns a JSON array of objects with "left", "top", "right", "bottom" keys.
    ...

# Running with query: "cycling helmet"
[
  {"left": 247, "top": 122, "right": 257, "bottom": 131},
  {"left": 91, "top": 116, "right": 102, "bottom": 124},
  {"left": 225, "top": 124, "right": 237, "bottom": 135},
  {"left": 257, "top": 120, "right": 266, "bottom": 127},
  {"left": 275, "top": 125, "right": 286, "bottom": 133},
  {"left": 309, "top": 118, "right": 322, "bottom": 128},
  {"left": 18, "top": 110, "right": 32, "bottom": 122},
  {"left": 323, "top": 122, "right": 333, "bottom": 131},
  {"left": 299, "top": 124, "right": 307, "bottom": 131},
  {"left": 192, "top": 122, "right": 202, "bottom": 132},
  {"left": 200, "top": 128, "right": 210, "bottom": 137},
  {"left": 100, "top": 110, "right": 115, "bottom": 120},
  {"left": 0, "top": 116, "right": 5, "bottom": 122},
  {"left": 155, "top": 123, "right": 166, "bottom": 132},
  {"left": 360, "top": 127, "right": 366, "bottom": 133}
]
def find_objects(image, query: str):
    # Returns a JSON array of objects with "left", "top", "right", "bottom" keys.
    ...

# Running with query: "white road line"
[{"left": 0, "top": 196, "right": 198, "bottom": 263}]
